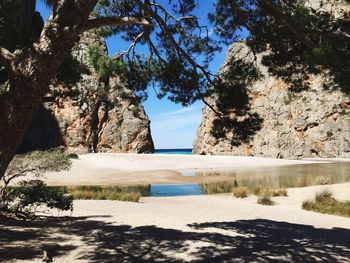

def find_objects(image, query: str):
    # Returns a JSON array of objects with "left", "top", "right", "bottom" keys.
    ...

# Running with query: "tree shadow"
[
  {"left": 210, "top": 49, "right": 263, "bottom": 147},
  {"left": 1, "top": 216, "right": 349, "bottom": 262},
  {"left": 18, "top": 104, "right": 65, "bottom": 153}
]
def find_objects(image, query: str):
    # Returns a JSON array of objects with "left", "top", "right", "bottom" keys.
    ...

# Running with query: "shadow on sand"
[{"left": 1, "top": 216, "right": 349, "bottom": 262}]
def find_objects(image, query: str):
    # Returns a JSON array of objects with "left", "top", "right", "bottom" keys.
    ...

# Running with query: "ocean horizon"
[{"left": 154, "top": 148, "right": 192, "bottom": 154}]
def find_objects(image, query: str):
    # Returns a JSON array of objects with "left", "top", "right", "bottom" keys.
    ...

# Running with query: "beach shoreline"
[{"left": 43, "top": 153, "right": 349, "bottom": 186}]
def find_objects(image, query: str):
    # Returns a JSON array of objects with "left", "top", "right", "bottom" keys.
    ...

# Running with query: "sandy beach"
[
  {"left": 44, "top": 153, "right": 327, "bottom": 186},
  {"left": 2, "top": 183, "right": 350, "bottom": 262},
  {"left": 2, "top": 154, "right": 350, "bottom": 262}
]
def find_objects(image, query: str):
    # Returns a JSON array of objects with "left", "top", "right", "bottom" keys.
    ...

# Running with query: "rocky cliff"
[
  {"left": 20, "top": 31, "right": 154, "bottom": 154},
  {"left": 193, "top": 43, "right": 350, "bottom": 159}
]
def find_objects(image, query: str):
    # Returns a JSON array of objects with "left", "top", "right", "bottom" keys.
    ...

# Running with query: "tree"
[
  {"left": 210, "top": 0, "right": 350, "bottom": 93},
  {"left": 0, "top": 150, "right": 73, "bottom": 219},
  {"left": 0, "top": 0, "right": 220, "bottom": 180}
]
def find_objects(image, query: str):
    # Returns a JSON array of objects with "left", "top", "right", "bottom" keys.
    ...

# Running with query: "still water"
[
  {"left": 150, "top": 183, "right": 203, "bottom": 197},
  {"left": 150, "top": 161, "right": 350, "bottom": 197}
]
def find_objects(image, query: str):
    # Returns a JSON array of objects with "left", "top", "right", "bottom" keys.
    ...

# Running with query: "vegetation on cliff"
[{"left": 0, "top": 0, "right": 349, "bottom": 185}]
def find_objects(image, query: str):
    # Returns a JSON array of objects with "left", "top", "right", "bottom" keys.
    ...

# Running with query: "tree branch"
[
  {"left": 114, "top": 30, "right": 147, "bottom": 61},
  {"left": 257, "top": 0, "right": 317, "bottom": 50},
  {"left": 135, "top": 0, "right": 222, "bottom": 118},
  {"left": 82, "top": 16, "right": 152, "bottom": 32},
  {"left": 0, "top": 47, "right": 16, "bottom": 71}
]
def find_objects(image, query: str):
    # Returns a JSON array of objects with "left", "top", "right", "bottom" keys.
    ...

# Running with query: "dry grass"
[
  {"left": 270, "top": 188, "right": 288, "bottom": 197},
  {"left": 52, "top": 185, "right": 150, "bottom": 202},
  {"left": 315, "top": 176, "right": 332, "bottom": 185},
  {"left": 252, "top": 187, "right": 287, "bottom": 197},
  {"left": 302, "top": 190, "right": 350, "bottom": 218},
  {"left": 200, "top": 181, "right": 238, "bottom": 195},
  {"left": 233, "top": 186, "right": 249, "bottom": 198},
  {"left": 200, "top": 181, "right": 288, "bottom": 199},
  {"left": 257, "top": 195, "right": 275, "bottom": 206}
]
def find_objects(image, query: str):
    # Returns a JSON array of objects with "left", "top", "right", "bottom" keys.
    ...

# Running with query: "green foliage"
[
  {"left": 210, "top": 52, "right": 263, "bottom": 145},
  {"left": 0, "top": 151, "right": 72, "bottom": 219},
  {"left": 92, "top": 0, "right": 221, "bottom": 106},
  {"left": 88, "top": 44, "right": 126, "bottom": 79},
  {"left": 56, "top": 54, "right": 89, "bottom": 86},
  {"left": 5, "top": 150, "right": 72, "bottom": 176},
  {"left": 6, "top": 180, "right": 73, "bottom": 218},
  {"left": 211, "top": 0, "right": 350, "bottom": 93},
  {"left": 302, "top": 190, "right": 350, "bottom": 218}
]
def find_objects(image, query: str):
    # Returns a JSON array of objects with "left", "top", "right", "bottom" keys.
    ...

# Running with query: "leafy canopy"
[
  {"left": 87, "top": 0, "right": 221, "bottom": 106},
  {"left": 210, "top": 0, "right": 350, "bottom": 93}
]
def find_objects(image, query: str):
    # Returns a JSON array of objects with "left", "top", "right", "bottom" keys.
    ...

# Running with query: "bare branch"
[
  {"left": 0, "top": 47, "right": 16, "bottom": 71},
  {"left": 114, "top": 30, "right": 147, "bottom": 61},
  {"left": 82, "top": 16, "right": 152, "bottom": 32}
]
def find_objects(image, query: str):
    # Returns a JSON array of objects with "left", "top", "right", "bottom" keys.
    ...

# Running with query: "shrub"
[
  {"left": 257, "top": 195, "right": 275, "bottom": 206},
  {"left": 251, "top": 187, "right": 287, "bottom": 197},
  {"left": 5, "top": 180, "right": 73, "bottom": 219},
  {"left": 233, "top": 186, "right": 249, "bottom": 198},
  {"left": 302, "top": 190, "right": 350, "bottom": 218},
  {"left": 0, "top": 151, "right": 72, "bottom": 219}
]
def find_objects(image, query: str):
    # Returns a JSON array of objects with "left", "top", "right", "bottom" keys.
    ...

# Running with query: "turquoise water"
[
  {"left": 155, "top": 149, "right": 192, "bottom": 155},
  {"left": 151, "top": 183, "right": 203, "bottom": 197}
]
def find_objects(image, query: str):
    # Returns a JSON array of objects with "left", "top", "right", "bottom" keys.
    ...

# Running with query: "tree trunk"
[{"left": 0, "top": 0, "right": 97, "bottom": 179}]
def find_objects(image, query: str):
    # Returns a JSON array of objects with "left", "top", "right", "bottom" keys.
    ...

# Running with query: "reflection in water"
[
  {"left": 152, "top": 162, "right": 350, "bottom": 197},
  {"left": 151, "top": 184, "right": 203, "bottom": 197},
  {"left": 196, "top": 162, "right": 350, "bottom": 189}
]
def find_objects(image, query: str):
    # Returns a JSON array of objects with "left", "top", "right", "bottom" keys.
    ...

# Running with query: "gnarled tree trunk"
[{"left": 0, "top": 0, "right": 98, "bottom": 179}]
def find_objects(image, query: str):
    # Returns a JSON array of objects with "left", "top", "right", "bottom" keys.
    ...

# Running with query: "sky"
[{"left": 36, "top": 1, "right": 229, "bottom": 149}]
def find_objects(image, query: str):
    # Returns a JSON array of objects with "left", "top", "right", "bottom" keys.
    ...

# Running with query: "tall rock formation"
[
  {"left": 193, "top": 43, "right": 350, "bottom": 159},
  {"left": 19, "top": 31, "right": 154, "bottom": 154}
]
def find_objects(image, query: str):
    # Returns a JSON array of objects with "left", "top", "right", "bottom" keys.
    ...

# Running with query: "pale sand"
[
  {"left": 45, "top": 153, "right": 327, "bottom": 186},
  {"left": 2, "top": 183, "right": 350, "bottom": 262}
]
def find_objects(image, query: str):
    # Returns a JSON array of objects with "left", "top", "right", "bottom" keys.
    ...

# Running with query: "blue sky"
[{"left": 36, "top": 1, "right": 228, "bottom": 149}]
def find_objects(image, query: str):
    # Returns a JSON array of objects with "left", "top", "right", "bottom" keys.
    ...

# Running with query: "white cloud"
[
  {"left": 157, "top": 105, "right": 202, "bottom": 117},
  {"left": 151, "top": 105, "right": 203, "bottom": 149}
]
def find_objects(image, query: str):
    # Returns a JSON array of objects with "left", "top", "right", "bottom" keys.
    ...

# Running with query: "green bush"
[
  {"left": 0, "top": 150, "right": 73, "bottom": 219},
  {"left": 4, "top": 180, "right": 72, "bottom": 219},
  {"left": 302, "top": 190, "right": 350, "bottom": 218}
]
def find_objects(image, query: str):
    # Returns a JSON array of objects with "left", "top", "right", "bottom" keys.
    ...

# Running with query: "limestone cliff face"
[
  {"left": 193, "top": 43, "right": 350, "bottom": 159},
  {"left": 20, "top": 32, "right": 154, "bottom": 154}
]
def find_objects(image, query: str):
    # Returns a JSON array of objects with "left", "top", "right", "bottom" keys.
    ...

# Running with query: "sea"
[{"left": 154, "top": 149, "right": 192, "bottom": 155}]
